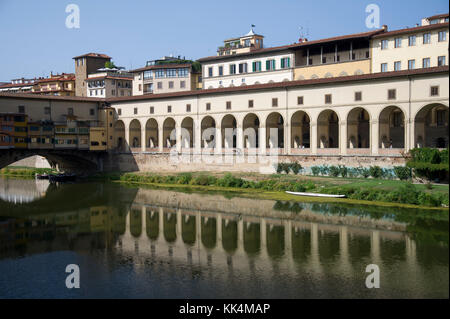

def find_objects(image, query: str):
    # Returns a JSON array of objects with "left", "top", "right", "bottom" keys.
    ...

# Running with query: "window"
[
  {"left": 381, "top": 63, "right": 388, "bottom": 72},
  {"left": 248, "top": 100, "right": 254, "bottom": 108},
  {"left": 431, "top": 86, "right": 439, "bottom": 96},
  {"left": 226, "top": 101, "right": 231, "bottom": 110},
  {"left": 186, "top": 104, "right": 191, "bottom": 112},
  {"left": 394, "top": 61, "right": 402, "bottom": 71},
  {"left": 438, "top": 56, "right": 446, "bottom": 66},
  {"left": 167, "top": 105, "right": 172, "bottom": 113},
  {"left": 155, "top": 69, "right": 165, "bottom": 78},
  {"left": 381, "top": 39, "right": 388, "bottom": 50},
  {"left": 408, "top": 35, "right": 416, "bottom": 46},
  {"left": 239, "top": 63, "right": 248, "bottom": 74},
  {"left": 408, "top": 59, "right": 415, "bottom": 70},
  {"left": 297, "top": 96, "right": 304, "bottom": 105},
  {"left": 169, "top": 81, "right": 174, "bottom": 89},
  {"left": 112, "top": 89, "right": 116, "bottom": 96},
  {"left": 322, "top": 57, "right": 327, "bottom": 64},
  {"left": 180, "top": 81, "right": 186, "bottom": 88},
  {"left": 134, "top": 108, "right": 138, "bottom": 115},
  {"left": 218, "top": 66, "right": 223, "bottom": 76},
  {"left": 393, "top": 112, "right": 402, "bottom": 127},
  {"left": 167, "top": 69, "right": 177, "bottom": 78},
  {"left": 150, "top": 106, "right": 154, "bottom": 114},
  {"left": 394, "top": 37, "right": 402, "bottom": 48},
  {"left": 437, "top": 110, "right": 446, "bottom": 126},
  {"left": 157, "top": 82, "right": 163, "bottom": 89},
  {"left": 68, "top": 108, "right": 74, "bottom": 116},
  {"left": 438, "top": 31, "right": 447, "bottom": 42},
  {"left": 355, "top": 92, "right": 362, "bottom": 101},
  {"left": 118, "top": 109, "right": 122, "bottom": 115},
  {"left": 139, "top": 84, "right": 142, "bottom": 91},
  {"left": 206, "top": 103, "right": 211, "bottom": 111},
  {"left": 18, "top": 105, "right": 25, "bottom": 113},
  {"left": 423, "top": 57, "right": 431, "bottom": 68},
  {"left": 252, "top": 61, "right": 262, "bottom": 72},
  {"left": 325, "top": 94, "right": 332, "bottom": 104},
  {"left": 266, "top": 59, "right": 276, "bottom": 70},
  {"left": 208, "top": 67, "right": 213, "bottom": 77},
  {"left": 280, "top": 57, "right": 290, "bottom": 68},
  {"left": 90, "top": 108, "right": 95, "bottom": 116},
  {"left": 388, "top": 89, "right": 396, "bottom": 100},
  {"left": 423, "top": 33, "right": 431, "bottom": 44},
  {"left": 272, "top": 98, "right": 278, "bottom": 107},
  {"left": 229, "top": 64, "right": 236, "bottom": 74},
  {"left": 143, "top": 70, "right": 153, "bottom": 80},
  {"left": 44, "top": 107, "right": 50, "bottom": 115},
  {"left": 178, "top": 68, "right": 189, "bottom": 77}
]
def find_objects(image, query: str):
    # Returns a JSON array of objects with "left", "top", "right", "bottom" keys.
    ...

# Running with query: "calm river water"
[{"left": 0, "top": 177, "right": 448, "bottom": 299}]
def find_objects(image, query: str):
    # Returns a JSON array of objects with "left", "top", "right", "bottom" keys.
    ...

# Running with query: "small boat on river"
[
  {"left": 35, "top": 173, "right": 49, "bottom": 180},
  {"left": 285, "top": 191, "right": 346, "bottom": 198},
  {"left": 48, "top": 173, "right": 77, "bottom": 183}
]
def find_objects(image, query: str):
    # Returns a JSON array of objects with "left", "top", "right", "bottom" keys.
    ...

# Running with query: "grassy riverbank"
[
  {"left": 91, "top": 171, "right": 449, "bottom": 210},
  {"left": 0, "top": 167, "right": 56, "bottom": 177}
]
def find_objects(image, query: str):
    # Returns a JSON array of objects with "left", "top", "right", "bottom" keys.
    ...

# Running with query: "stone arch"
[
  {"left": 222, "top": 219, "right": 238, "bottom": 254},
  {"left": 181, "top": 214, "right": 196, "bottom": 246},
  {"left": 291, "top": 111, "right": 311, "bottom": 148},
  {"left": 339, "top": 71, "right": 348, "bottom": 77},
  {"left": 181, "top": 117, "right": 194, "bottom": 148},
  {"left": 114, "top": 120, "right": 125, "bottom": 150},
  {"left": 243, "top": 113, "right": 260, "bottom": 149},
  {"left": 282, "top": 78, "right": 290, "bottom": 82},
  {"left": 354, "top": 69, "right": 364, "bottom": 75},
  {"left": 310, "top": 74, "right": 319, "bottom": 79},
  {"left": 243, "top": 222, "right": 260, "bottom": 255},
  {"left": 324, "top": 72, "right": 333, "bottom": 78},
  {"left": 296, "top": 75, "right": 305, "bottom": 80},
  {"left": 145, "top": 118, "right": 158, "bottom": 149},
  {"left": 379, "top": 106, "right": 405, "bottom": 148},
  {"left": 317, "top": 110, "right": 339, "bottom": 148},
  {"left": 414, "top": 103, "right": 449, "bottom": 148},
  {"left": 347, "top": 107, "right": 370, "bottom": 148},
  {"left": 254, "top": 81, "right": 261, "bottom": 85},
  {"left": 266, "top": 112, "right": 284, "bottom": 149},
  {"left": 201, "top": 116, "right": 216, "bottom": 148},
  {"left": 163, "top": 117, "right": 176, "bottom": 148},
  {"left": 129, "top": 119, "right": 141, "bottom": 148},
  {"left": 221, "top": 114, "right": 237, "bottom": 149}
]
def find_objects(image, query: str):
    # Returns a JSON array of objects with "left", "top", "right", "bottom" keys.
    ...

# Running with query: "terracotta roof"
[
  {"left": 0, "top": 82, "right": 35, "bottom": 89},
  {"left": 426, "top": 13, "right": 449, "bottom": 20},
  {"left": 0, "top": 92, "right": 103, "bottom": 102},
  {"left": 37, "top": 75, "right": 75, "bottom": 83},
  {"left": 130, "top": 63, "right": 193, "bottom": 73},
  {"left": 372, "top": 22, "right": 449, "bottom": 38},
  {"left": 107, "top": 66, "right": 449, "bottom": 103},
  {"left": 198, "top": 29, "right": 385, "bottom": 62},
  {"left": 86, "top": 76, "right": 133, "bottom": 81},
  {"left": 72, "top": 53, "right": 111, "bottom": 59}
]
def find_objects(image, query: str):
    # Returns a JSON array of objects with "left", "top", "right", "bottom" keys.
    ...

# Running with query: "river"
[{"left": 0, "top": 177, "right": 448, "bottom": 299}]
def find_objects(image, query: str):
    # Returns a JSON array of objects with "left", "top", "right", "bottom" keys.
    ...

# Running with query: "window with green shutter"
[
  {"left": 272, "top": 60, "right": 276, "bottom": 70},
  {"left": 281, "top": 59, "right": 285, "bottom": 68},
  {"left": 266, "top": 60, "right": 270, "bottom": 70}
]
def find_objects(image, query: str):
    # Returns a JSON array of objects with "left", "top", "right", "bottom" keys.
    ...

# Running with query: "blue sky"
[{"left": 0, "top": 0, "right": 448, "bottom": 82}]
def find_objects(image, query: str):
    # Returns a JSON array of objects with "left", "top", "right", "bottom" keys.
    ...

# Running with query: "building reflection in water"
[
  {"left": 0, "top": 177, "right": 50, "bottom": 204},
  {"left": 0, "top": 182, "right": 448, "bottom": 298}
]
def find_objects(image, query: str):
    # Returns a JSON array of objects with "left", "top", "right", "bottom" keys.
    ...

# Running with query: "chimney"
[{"left": 382, "top": 25, "right": 388, "bottom": 31}]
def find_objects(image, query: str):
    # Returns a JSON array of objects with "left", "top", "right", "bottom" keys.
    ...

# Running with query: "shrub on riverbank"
[
  {"left": 115, "top": 172, "right": 447, "bottom": 208},
  {"left": 407, "top": 148, "right": 449, "bottom": 181},
  {"left": 0, "top": 167, "right": 55, "bottom": 177}
]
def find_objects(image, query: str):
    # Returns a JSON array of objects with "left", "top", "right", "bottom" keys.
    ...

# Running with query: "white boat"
[{"left": 285, "top": 191, "right": 346, "bottom": 198}]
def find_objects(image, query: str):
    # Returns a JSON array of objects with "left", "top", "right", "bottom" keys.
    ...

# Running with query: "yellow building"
[
  {"left": 13, "top": 114, "right": 28, "bottom": 149},
  {"left": 89, "top": 106, "right": 116, "bottom": 151},
  {"left": 32, "top": 73, "right": 76, "bottom": 96}
]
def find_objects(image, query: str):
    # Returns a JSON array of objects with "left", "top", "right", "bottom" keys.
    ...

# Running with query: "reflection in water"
[
  {"left": 0, "top": 178, "right": 50, "bottom": 203},
  {"left": 0, "top": 177, "right": 448, "bottom": 299}
]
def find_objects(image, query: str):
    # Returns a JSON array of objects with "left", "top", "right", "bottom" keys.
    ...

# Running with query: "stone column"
[
  {"left": 237, "top": 219, "right": 244, "bottom": 252},
  {"left": 371, "top": 230, "right": 380, "bottom": 262},
  {"left": 311, "top": 121, "right": 317, "bottom": 155},
  {"left": 158, "top": 207, "right": 164, "bottom": 243},
  {"left": 142, "top": 206, "right": 147, "bottom": 237},
  {"left": 176, "top": 123, "right": 182, "bottom": 153},
  {"left": 124, "top": 122, "right": 131, "bottom": 152},
  {"left": 215, "top": 125, "right": 222, "bottom": 154},
  {"left": 371, "top": 119, "right": 379, "bottom": 155},
  {"left": 158, "top": 125, "right": 164, "bottom": 153},
  {"left": 340, "top": 121, "right": 347, "bottom": 155},
  {"left": 141, "top": 122, "right": 146, "bottom": 152},
  {"left": 285, "top": 122, "right": 290, "bottom": 155},
  {"left": 236, "top": 124, "right": 243, "bottom": 150},
  {"left": 259, "top": 125, "right": 266, "bottom": 155}
]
